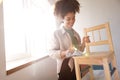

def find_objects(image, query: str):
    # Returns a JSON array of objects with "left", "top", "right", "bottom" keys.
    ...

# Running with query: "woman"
[{"left": 49, "top": 0, "right": 90, "bottom": 80}]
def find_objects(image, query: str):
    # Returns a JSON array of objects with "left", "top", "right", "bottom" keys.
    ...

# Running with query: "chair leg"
[
  {"left": 114, "top": 70, "right": 120, "bottom": 80},
  {"left": 89, "top": 65, "right": 94, "bottom": 80},
  {"left": 103, "top": 58, "right": 111, "bottom": 80},
  {"left": 111, "top": 55, "right": 120, "bottom": 80},
  {"left": 74, "top": 59, "right": 82, "bottom": 80}
]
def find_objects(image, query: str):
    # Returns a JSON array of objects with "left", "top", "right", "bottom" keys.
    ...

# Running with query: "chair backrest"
[{"left": 84, "top": 22, "right": 114, "bottom": 53}]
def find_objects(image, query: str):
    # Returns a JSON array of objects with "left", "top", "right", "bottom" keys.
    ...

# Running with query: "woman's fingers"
[
  {"left": 68, "top": 46, "right": 75, "bottom": 54},
  {"left": 83, "top": 36, "right": 90, "bottom": 43}
]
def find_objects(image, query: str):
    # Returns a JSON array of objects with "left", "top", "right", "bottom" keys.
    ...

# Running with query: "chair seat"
[
  {"left": 73, "top": 51, "right": 119, "bottom": 80},
  {"left": 74, "top": 51, "right": 114, "bottom": 65}
]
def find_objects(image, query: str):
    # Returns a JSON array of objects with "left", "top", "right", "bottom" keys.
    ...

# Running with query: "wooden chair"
[{"left": 73, "top": 22, "right": 120, "bottom": 80}]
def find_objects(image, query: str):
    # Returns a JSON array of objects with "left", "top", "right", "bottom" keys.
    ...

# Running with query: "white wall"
[
  {"left": 74, "top": 0, "right": 120, "bottom": 71},
  {"left": 0, "top": 2, "right": 6, "bottom": 80}
]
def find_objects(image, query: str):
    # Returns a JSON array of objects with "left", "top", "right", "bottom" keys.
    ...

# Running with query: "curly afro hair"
[{"left": 54, "top": 0, "right": 80, "bottom": 19}]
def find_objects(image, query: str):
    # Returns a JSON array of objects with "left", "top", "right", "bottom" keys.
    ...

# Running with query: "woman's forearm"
[{"left": 79, "top": 42, "right": 85, "bottom": 52}]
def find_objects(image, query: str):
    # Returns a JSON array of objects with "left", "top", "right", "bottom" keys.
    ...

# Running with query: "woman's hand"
[
  {"left": 68, "top": 46, "right": 75, "bottom": 54},
  {"left": 60, "top": 47, "right": 75, "bottom": 58},
  {"left": 83, "top": 36, "right": 90, "bottom": 43}
]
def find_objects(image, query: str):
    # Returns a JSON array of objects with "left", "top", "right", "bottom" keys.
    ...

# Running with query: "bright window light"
[{"left": 3, "top": 0, "right": 56, "bottom": 62}]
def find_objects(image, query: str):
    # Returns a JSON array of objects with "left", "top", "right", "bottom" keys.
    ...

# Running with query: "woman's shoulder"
[{"left": 54, "top": 27, "right": 65, "bottom": 34}]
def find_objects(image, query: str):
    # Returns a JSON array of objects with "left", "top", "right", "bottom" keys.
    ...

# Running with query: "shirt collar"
[{"left": 61, "top": 26, "right": 75, "bottom": 35}]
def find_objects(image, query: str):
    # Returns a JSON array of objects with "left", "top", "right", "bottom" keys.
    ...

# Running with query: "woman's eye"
[{"left": 66, "top": 18, "right": 70, "bottom": 21}]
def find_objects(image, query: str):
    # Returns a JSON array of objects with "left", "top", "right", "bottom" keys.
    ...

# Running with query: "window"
[{"left": 3, "top": 0, "right": 56, "bottom": 62}]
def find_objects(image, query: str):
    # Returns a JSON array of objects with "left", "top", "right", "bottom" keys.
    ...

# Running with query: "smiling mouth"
[{"left": 69, "top": 24, "right": 74, "bottom": 26}]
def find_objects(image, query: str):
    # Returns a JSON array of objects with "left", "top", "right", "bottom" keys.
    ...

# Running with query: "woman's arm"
[
  {"left": 79, "top": 36, "right": 90, "bottom": 52},
  {"left": 48, "top": 31, "right": 62, "bottom": 59}
]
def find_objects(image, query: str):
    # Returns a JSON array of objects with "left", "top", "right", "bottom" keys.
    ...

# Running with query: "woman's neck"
[{"left": 64, "top": 26, "right": 72, "bottom": 30}]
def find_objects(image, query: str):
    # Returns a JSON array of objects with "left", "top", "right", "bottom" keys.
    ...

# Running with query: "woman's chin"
[{"left": 68, "top": 26, "right": 73, "bottom": 28}]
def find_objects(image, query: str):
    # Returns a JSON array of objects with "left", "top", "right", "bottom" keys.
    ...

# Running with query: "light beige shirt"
[{"left": 49, "top": 26, "right": 84, "bottom": 73}]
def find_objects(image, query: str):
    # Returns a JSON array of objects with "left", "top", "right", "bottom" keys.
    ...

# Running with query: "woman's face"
[{"left": 63, "top": 12, "right": 75, "bottom": 29}]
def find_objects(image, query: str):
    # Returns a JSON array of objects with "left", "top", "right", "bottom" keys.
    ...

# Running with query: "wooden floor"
[{"left": 82, "top": 70, "right": 117, "bottom": 80}]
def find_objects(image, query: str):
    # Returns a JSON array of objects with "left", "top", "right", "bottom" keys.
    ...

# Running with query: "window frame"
[{"left": 3, "top": 0, "right": 56, "bottom": 75}]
